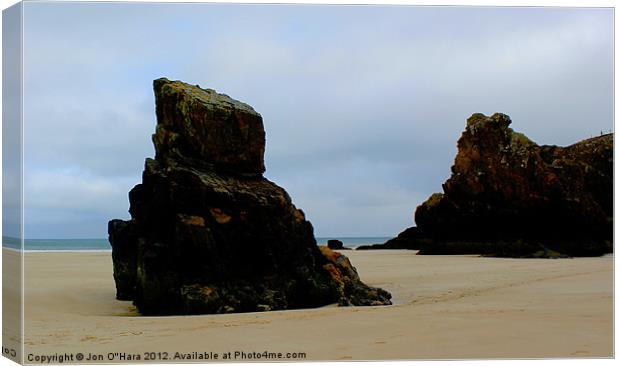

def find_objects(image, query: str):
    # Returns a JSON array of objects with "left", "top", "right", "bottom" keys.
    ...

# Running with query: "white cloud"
[{"left": 20, "top": 4, "right": 613, "bottom": 238}]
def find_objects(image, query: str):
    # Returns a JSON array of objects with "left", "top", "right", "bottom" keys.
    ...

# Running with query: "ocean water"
[
  {"left": 315, "top": 237, "right": 390, "bottom": 248},
  {"left": 3, "top": 236, "right": 390, "bottom": 251},
  {"left": 3, "top": 238, "right": 112, "bottom": 251}
]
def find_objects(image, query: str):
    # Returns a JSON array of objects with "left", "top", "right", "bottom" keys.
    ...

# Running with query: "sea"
[{"left": 2, "top": 236, "right": 391, "bottom": 252}]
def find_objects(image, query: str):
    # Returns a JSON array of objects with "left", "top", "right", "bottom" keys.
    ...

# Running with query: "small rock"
[{"left": 327, "top": 239, "right": 344, "bottom": 250}]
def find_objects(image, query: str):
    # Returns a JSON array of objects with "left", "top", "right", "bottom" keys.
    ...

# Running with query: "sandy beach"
[{"left": 9, "top": 248, "right": 613, "bottom": 362}]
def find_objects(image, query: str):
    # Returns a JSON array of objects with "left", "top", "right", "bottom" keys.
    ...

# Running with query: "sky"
[{"left": 14, "top": 2, "right": 614, "bottom": 238}]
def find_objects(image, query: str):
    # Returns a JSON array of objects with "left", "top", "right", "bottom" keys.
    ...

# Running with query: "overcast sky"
[{"left": 18, "top": 3, "right": 613, "bottom": 238}]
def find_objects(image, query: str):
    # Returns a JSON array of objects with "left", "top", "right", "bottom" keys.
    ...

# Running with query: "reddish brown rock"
[
  {"left": 319, "top": 246, "right": 390, "bottom": 306},
  {"left": 372, "top": 113, "right": 613, "bottom": 257},
  {"left": 413, "top": 113, "right": 613, "bottom": 257}
]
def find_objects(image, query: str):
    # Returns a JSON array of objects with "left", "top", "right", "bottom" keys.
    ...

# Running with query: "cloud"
[
  {"left": 23, "top": 168, "right": 136, "bottom": 238},
  {"left": 20, "top": 3, "right": 613, "bottom": 238}
]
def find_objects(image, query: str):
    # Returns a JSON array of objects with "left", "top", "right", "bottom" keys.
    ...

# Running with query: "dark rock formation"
[
  {"left": 327, "top": 239, "right": 343, "bottom": 249},
  {"left": 108, "top": 78, "right": 391, "bottom": 315},
  {"left": 108, "top": 219, "right": 138, "bottom": 300},
  {"left": 327, "top": 239, "right": 350, "bottom": 250},
  {"left": 357, "top": 227, "right": 427, "bottom": 250},
  {"left": 319, "top": 246, "right": 390, "bottom": 305},
  {"left": 396, "top": 112, "right": 612, "bottom": 257}
]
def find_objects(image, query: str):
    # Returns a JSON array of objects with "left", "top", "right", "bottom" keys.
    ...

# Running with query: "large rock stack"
[
  {"left": 109, "top": 78, "right": 391, "bottom": 315},
  {"left": 378, "top": 113, "right": 613, "bottom": 257}
]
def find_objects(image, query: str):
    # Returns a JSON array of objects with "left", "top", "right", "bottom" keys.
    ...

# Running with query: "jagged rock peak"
[
  {"left": 466, "top": 112, "right": 512, "bottom": 129},
  {"left": 153, "top": 78, "right": 266, "bottom": 175}
]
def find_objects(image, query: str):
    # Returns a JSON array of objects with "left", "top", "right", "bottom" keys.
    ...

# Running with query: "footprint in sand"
[
  {"left": 81, "top": 335, "right": 115, "bottom": 343},
  {"left": 571, "top": 350, "right": 589, "bottom": 356},
  {"left": 119, "top": 331, "right": 143, "bottom": 336}
]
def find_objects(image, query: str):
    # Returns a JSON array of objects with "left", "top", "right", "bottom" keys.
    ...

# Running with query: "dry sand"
[{"left": 7, "top": 249, "right": 613, "bottom": 362}]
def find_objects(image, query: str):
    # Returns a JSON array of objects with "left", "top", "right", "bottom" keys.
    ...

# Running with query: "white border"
[{"left": 0, "top": 1, "right": 616, "bottom": 366}]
